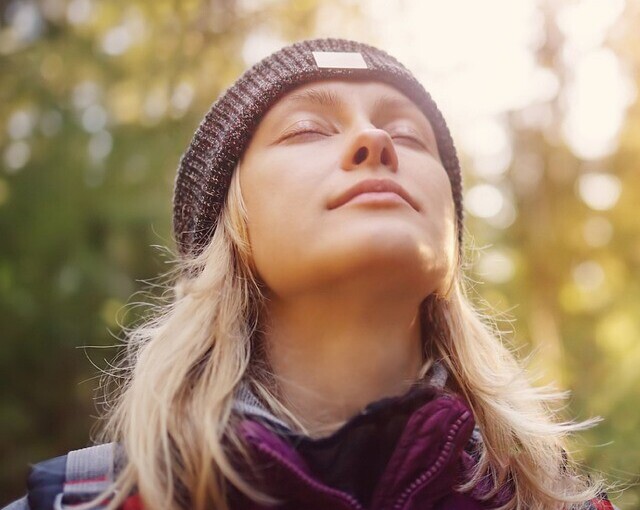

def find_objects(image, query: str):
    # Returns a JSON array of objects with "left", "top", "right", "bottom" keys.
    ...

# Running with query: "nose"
[{"left": 340, "top": 128, "right": 399, "bottom": 172}]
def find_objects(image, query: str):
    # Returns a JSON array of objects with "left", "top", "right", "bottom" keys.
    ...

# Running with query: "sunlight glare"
[
  {"left": 577, "top": 172, "right": 622, "bottom": 211},
  {"left": 561, "top": 49, "right": 636, "bottom": 160}
]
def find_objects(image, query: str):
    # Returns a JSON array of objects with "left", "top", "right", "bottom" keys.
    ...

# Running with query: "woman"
[{"left": 6, "top": 38, "right": 616, "bottom": 510}]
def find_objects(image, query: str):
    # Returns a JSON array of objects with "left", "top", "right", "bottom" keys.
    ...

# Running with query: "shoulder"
[
  {"left": 4, "top": 443, "right": 125, "bottom": 510},
  {"left": 2, "top": 453, "right": 67, "bottom": 510},
  {"left": 27, "top": 453, "right": 69, "bottom": 510}
]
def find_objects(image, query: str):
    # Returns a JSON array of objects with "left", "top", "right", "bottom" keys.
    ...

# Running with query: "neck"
[{"left": 263, "top": 282, "right": 427, "bottom": 437}]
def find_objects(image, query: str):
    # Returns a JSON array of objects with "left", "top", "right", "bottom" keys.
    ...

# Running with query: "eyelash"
[
  {"left": 392, "top": 134, "right": 427, "bottom": 147},
  {"left": 285, "top": 128, "right": 326, "bottom": 139},
  {"left": 285, "top": 128, "right": 427, "bottom": 148}
]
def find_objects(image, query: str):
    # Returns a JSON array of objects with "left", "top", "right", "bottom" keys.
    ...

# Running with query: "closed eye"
[
  {"left": 391, "top": 133, "right": 428, "bottom": 149},
  {"left": 286, "top": 128, "right": 327, "bottom": 139},
  {"left": 383, "top": 123, "right": 429, "bottom": 148},
  {"left": 279, "top": 122, "right": 331, "bottom": 142}
]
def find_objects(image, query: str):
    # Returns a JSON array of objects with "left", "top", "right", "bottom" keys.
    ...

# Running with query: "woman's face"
[{"left": 239, "top": 79, "right": 456, "bottom": 299}]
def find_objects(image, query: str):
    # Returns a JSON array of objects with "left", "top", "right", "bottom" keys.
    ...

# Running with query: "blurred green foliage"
[
  {"left": 1, "top": 0, "right": 639, "bottom": 507},
  {"left": 0, "top": 0, "right": 326, "bottom": 502}
]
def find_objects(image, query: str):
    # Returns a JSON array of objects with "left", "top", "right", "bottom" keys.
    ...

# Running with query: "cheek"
[
  {"left": 430, "top": 175, "right": 455, "bottom": 229},
  {"left": 419, "top": 167, "right": 457, "bottom": 251},
  {"left": 439, "top": 183, "right": 457, "bottom": 260},
  {"left": 410, "top": 156, "right": 455, "bottom": 219},
  {"left": 239, "top": 156, "right": 320, "bottom": 284},
  {"left": 242, "top": 159, "right": 313, "bottom": 234}
]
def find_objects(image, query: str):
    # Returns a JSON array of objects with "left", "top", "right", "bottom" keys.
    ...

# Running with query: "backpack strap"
[{"left": 52, "top": 443, "right": 117, "bottom": 510}]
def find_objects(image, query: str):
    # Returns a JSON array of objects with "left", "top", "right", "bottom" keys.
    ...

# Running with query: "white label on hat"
[{"left": 312, "top": 51, "right": 368, "bottom": 69}]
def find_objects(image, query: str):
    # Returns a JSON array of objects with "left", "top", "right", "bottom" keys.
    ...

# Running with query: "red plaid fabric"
[
  {"left": 592, "top": 497, "right": 615, "bottom": 510},
  {"left": 121, "top": 494, "right": 144, "bottom": 510}
]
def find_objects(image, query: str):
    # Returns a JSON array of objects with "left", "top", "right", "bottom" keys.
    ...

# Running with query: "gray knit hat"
[{"left": 173, "top": 37, "right": 463, "bottom": 259}]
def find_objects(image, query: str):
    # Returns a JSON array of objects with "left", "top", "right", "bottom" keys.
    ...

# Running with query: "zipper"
[
  {"left": 252, "top": 440, "right": 365, "bottom": 510},
  {"left": 390, "top": 410, "right": 471, "bottom": 510}
]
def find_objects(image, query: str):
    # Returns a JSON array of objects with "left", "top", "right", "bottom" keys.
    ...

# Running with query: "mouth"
[{"left": 328, "top": 178, "right": 420, "bottom": 211}]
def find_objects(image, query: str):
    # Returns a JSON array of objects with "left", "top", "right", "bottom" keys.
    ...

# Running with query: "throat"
[
  {"left": 261, "top": 285, "right": 428, "bottom": 437},
  {"left": 271, "top": 336, "right": 425, "bottom": 437}
]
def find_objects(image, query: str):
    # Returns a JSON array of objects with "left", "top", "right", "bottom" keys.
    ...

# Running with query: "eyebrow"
[
  {"left": 372, "top": 94, "right": 421, "bottom": 115},
  {"left": 281, "top": 88, "right": 422, "bottom": 117},
  {"left": 282, "top": 88, "right": 346, "bottom": 112}
]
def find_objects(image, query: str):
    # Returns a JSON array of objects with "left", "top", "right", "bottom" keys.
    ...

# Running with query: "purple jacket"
[
  {"left": 226, "top": 363, "right": 513, "bottom": 510},
  {"left": 5, "top": 363, "right": 615, "bottom": 509}
]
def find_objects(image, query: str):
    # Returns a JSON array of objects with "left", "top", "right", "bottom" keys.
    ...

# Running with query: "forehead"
[{"left": 265, "top": 79, "right": 433, "bottom": 126}]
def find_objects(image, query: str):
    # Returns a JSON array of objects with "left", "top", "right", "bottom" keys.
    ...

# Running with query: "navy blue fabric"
[
  {"left": 26, "top": 454, "right": 67, "bottom": 510},
  {"left": 284, "top": 381, "right": 441, "bottom": 507}
]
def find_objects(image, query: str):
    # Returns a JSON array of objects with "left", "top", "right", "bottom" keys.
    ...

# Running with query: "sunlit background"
[{"left": 1, "top": 0, "right": 639, "bottom": 506}]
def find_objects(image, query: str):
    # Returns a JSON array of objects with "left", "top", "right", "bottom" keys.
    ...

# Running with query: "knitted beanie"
[{"left": 173, "top": 37, "right": 464, "bottom": 259}]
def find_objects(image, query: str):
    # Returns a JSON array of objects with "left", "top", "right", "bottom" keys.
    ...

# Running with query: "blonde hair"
[{"left": 91, "top": 162, "right": 605, "bottom": 510}]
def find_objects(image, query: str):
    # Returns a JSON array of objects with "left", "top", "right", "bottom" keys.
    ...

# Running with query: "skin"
[{"left": 239, "top": 79, "right": 457, "bottom": 436}]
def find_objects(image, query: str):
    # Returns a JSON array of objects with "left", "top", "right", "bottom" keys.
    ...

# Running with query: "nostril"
[
  {"left": 381, "top": 147, "right": 390, "bottom": 166},
  {"left": 353, "top": 147, "right": 368, "bottom": 165}
]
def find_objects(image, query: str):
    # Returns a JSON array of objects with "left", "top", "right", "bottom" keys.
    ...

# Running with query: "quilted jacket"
[{"left": 4, "top": 363, "right": 616, "bottom": 510}]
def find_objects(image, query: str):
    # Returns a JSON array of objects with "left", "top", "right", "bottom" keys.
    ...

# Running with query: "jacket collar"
[
  {"left": 231, "top": 359, "right": 452, "bottom": 434},
  {"left": 229, "top": 362, "right": 498, "bottom": 509}
]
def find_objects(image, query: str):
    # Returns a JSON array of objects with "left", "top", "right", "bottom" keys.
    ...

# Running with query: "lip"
[{"left": 328, "top": 178, "right": 420, "bottom": 211}]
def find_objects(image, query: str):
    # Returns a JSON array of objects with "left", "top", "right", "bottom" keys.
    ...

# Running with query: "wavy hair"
[{"left": 90, "top": 161, "right": 605, "bottom": 510}]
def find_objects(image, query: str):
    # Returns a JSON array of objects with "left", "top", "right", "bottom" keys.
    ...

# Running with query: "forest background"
[{"left": 1, "top": 0, "right": 639, "bottom": 506}]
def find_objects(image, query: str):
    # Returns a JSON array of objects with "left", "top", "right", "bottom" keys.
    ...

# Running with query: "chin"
[
  {"left": 346, "top": 218, "right": 425, "bottom": 245},
  {"left": 329, "top": 240, "right": 435, "bottom": 280},
  {"left": 266, "top": 226, "right": 449, "bottom": 289}
]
